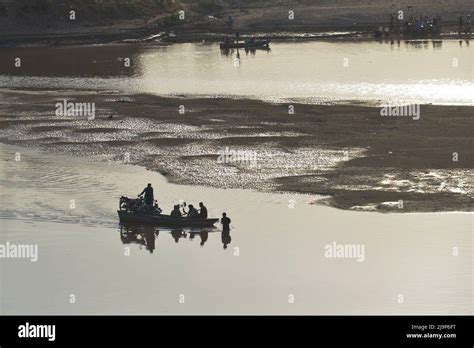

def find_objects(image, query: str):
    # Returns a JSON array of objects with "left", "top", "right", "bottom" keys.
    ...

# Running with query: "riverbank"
[
  {"left": 0, "top": 89, "right": 472, "bottom": 213},
  {"left": 0, "top": 0, "right": 472, "bottom": 47},
  {"left": 0, "top": 26, "right": 472, "bottom": 48}
]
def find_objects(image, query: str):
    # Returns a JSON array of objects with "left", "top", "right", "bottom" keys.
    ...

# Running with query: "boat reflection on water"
[
  {"left": 119, "top": 224, "right": 159, "bottom": 253},
  {"left": 221, "top": 229, "right": 231, "bottom": 250},
  {"left": 119, "top": 223, "right": 231, "bottom": 252}
]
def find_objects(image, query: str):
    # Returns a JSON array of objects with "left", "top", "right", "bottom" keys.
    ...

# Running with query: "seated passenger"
[
  {"left": 198, "top": 202, "right": 208, "bottom": 218},
  {"left": 187, "top": 204, "right": 199, "bottom": 218}
]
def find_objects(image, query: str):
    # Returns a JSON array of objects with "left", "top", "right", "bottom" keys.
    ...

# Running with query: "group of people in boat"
[
  {"left": 170, "top": 202, "right": 207, "bottom": 219},
  {"left": 221, "top": 31, "right": 270, "bottom": 49},
  {"left": 139, "top": 183, "right": 208, "bottom": 218},
  {"left": 138, "top": 183, "right": 231, "bottom": 230}
]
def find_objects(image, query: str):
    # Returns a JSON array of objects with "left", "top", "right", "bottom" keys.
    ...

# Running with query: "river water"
[
  {"left": 0, "top": 40, "right": 473, "bottom": 105},
  {"left": 0, "top": 144, "right": 471, "bottom": 314}
]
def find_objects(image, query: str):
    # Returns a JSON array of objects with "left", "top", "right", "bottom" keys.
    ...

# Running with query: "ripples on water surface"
[
  {"left": 0, "top": 145, "right": 472, "bottom": 314},
  {"left": 0, "top": 39, "right": 473, "bottom": 315},
  {"left": 0, "top": 40, "right": 472, "bottom": 105}
]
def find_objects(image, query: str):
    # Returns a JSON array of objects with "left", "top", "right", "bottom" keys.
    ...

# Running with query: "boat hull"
[{"left": 118, "top": 211, "right": 219, "bottom": 228}]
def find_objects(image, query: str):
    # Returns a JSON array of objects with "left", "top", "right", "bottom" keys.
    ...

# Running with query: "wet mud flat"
[{"left": 0, "top": 89, "right": 472, "bottom": 213}]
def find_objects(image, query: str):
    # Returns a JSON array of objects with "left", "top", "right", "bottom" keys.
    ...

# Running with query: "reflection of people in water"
[
  {"left": 120, "top": 224, "right": 159, "bottom": 253},
  {"left": 171, "top": 229, "right": 186, "bottom": 243},
  {"left": 139, "top": 183, "right": 154, "bottom": 207},
  {"left": 199, "top": 231, "right": 208, "bottom": 247},
  {"left": 170, "top": 205, "right": 182, "bottom": 218},
  {"left": 120, "top": 223, "right": 232, "bottom": 250},
  {"left": 221, "top": 230, "right": 231, "bottom": 249}
]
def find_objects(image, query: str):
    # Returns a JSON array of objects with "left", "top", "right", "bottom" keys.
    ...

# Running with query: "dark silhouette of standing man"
[
  {"left": 221, "top": 213, "right": 232, "bottom": 249},
  {"left": 139, "top": 183, "right": 154, "bottom": 207},
  {"left": 221, "top": 212, "right": 231, "bottom": 231}
]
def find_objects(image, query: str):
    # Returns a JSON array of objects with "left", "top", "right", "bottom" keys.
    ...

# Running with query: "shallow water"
[
  {"left": 0, "top": 144, "right": 472, "bottom": 314},
  {"left": 0, "top": 40, "right": 473, "bottom": 105}
]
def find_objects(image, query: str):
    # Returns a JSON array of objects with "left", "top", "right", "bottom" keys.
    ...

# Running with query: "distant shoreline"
[{"left": 0, "top": 27, "right": 472, "bottom": 48}]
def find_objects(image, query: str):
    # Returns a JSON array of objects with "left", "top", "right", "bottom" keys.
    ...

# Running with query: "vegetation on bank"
[
  {"left": 0, "top": 0, "right": 175, "bottom": 27},
  {"left": 0, "top": 0, "right": 471, "bottom": 35}
]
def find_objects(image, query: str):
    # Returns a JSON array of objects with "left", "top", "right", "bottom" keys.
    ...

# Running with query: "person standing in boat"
[
  {"left": 198, "top": 202, "right": 208, "bottom": 218},
  {"left": 139, "top": 183, "right": 154, "bottom": 208},
  {"left": 221, "top": 229, "right": 231, "bottom": 250},
  {"left": 226, "top": 15, "right": 233, "bottom": 29}
]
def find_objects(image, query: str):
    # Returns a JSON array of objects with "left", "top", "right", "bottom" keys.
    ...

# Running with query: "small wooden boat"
[{"left": 117, "top": 210, "right": 219, "bottom": 228}]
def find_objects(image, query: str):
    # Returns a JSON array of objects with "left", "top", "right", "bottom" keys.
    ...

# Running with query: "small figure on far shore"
[
  {"left": 466, "top": 15, "right": 471, "bottom": 35},
  {"left": 226, "top": 15, "right": 233, "bottom": 29},
  {"left": 221, "top": 229, "right": 231, "bottom": 249}
]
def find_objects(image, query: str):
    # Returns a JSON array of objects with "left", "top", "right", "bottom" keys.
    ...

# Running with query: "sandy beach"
[{"left": 1, "top": 89, "right": 472, "bottom": 213}]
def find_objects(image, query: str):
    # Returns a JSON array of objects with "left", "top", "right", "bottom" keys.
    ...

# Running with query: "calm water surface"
[
  {"left": 0, "top": 40, "right": 472, "bottom": 105},
  {"left": 0, "top": 144, "right": 471, "bottom": 314}
]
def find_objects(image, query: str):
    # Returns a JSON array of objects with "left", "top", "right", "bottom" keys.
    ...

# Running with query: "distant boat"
[
  {"left": 118, "top": 211, "right": 219, "bottom": 228},
  {"left": 219, "top": 39, "right": 270, "bottom": 50}
]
